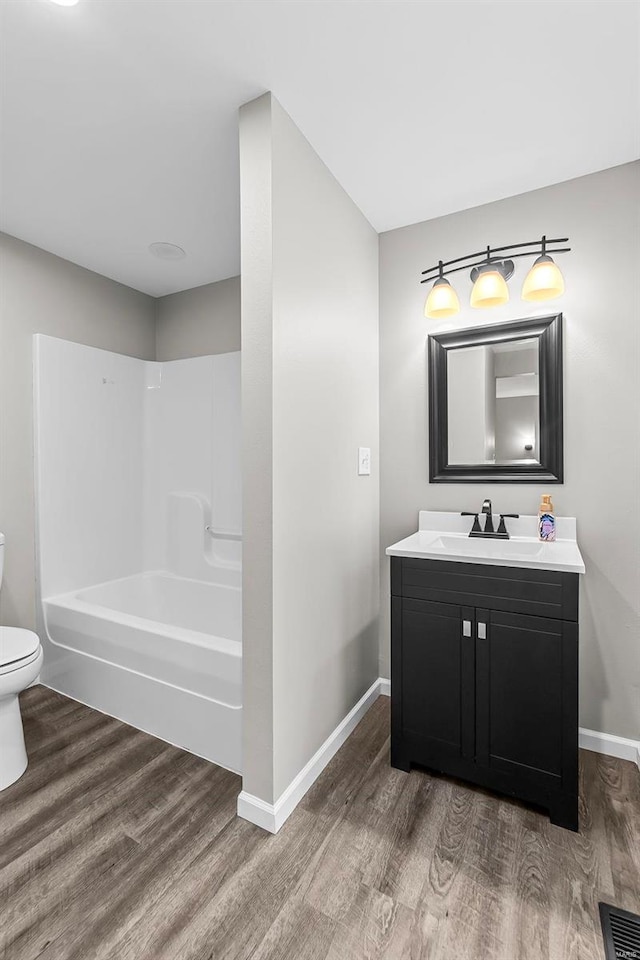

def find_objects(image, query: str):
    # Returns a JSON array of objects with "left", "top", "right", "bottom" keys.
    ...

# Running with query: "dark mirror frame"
[{"left": 428, "top": 313, "right": 563, "bottom": 483}]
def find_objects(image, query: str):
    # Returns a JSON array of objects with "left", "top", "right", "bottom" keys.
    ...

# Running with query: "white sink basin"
[{"left": 432, "top": 535, "right": 545, "bottom": 560}]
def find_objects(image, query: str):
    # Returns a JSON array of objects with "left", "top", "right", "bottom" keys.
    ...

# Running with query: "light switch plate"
[{"left": 358, "top": 447, "right": 371, "bottom": 476}]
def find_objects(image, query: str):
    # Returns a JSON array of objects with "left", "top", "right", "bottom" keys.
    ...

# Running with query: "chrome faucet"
[{"left": 461, "top": 500, "right": 519, "bottom": 539}]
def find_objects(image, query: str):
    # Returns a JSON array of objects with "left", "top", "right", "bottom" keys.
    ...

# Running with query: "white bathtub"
[{"left": 41, "top": 571, "right": 242, "bottom": 772}]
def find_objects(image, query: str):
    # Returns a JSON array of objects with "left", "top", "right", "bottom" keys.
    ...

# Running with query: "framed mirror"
[{"left": 428, "top": 314, "right": 563, "bottom": 482}]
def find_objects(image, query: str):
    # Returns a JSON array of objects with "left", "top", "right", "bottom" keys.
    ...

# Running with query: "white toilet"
[{"left": 0, "top": 533, "right": 44, "bottom": 791}]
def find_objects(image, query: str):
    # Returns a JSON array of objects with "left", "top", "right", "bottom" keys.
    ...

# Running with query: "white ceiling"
[{"left": 1, "top": 0, "right": 638, "bottom": 297}]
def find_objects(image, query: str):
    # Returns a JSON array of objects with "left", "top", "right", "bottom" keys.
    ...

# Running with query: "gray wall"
[
  {"left": 155, "top": 276, "right": 241, "bottom": 360},
  {"left": 240, "top": 94, "right": 380, "bottom": 803},
  {"left": 239, "top": 93, "right": 276, "bottom": 801},
  {"left": 379, "top": 161, "right": 640, "bottom": 741},
  {"left": 0, "top": 232, "right": 156, "bottom": 630}
]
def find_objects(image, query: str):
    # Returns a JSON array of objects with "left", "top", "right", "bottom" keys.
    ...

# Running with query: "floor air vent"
[{"left": 599, "top": 902, "right": 640, "bottom": 960}]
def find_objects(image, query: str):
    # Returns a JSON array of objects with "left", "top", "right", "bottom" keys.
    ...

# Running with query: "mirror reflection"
[{"left": 447, "top": 338, "right": 539, "bottom": 466}]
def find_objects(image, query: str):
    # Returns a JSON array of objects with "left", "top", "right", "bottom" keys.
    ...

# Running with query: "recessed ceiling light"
[
  {"left": 48, "top": 0, "right": 80, "bottom": 6},
  {"left": 148, "top": 242, "right": 186, "bottom": 261}
]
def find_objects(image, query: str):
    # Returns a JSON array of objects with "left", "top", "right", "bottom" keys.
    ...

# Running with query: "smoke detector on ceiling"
[{"left": 148, "top": 242, "right": 186, "bottom": 261}]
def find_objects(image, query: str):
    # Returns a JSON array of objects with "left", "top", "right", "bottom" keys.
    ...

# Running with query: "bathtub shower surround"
[{"left": 33, "top": 335, "right": 242, "bottom": 771}]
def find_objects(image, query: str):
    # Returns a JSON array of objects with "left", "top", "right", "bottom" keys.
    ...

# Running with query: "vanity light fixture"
[
  {"left": 421, "top": 236, "right": 570, "bottom": 319},
  {"left": 424, "top": 262, "right": 461, "bottom": 318},
  {"left": 522, "top": 237, "right": 565, "bottom": 301},
  {"left": 469, "top": 254, "right": 511, "bottom": 309},
  {"left": 48, "top": 0, "right": 80, "bottom": 6}
]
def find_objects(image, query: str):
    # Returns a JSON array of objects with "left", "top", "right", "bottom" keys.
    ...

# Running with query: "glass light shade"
[
  {"left": 424, "top": 278, "right": 460, "bottom": 319},
  {"left": 522, "top": 255, "right": 565, "bottom": 301},
  {"left": 470, "top": 268, "right": 509, "bottom": 309}
]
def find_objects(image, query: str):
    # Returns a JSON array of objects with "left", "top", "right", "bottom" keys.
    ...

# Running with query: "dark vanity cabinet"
[{"left": 390, "top": 556, "right": 579, "bottom": 830}]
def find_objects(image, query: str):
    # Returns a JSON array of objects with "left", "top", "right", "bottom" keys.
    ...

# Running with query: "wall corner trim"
[
  {"left": 579, "top": 727, "right": 640, "bottom": 767},
  {"left": 237, "top": 677, "right": 388, "bottom": 833}
]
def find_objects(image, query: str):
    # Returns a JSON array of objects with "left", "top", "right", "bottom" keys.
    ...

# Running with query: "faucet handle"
[
  {"left": 461, "top": 511, "right": 482, "bottom": 535},
  {"left": 497, "top": 513, "right": 520, "bottom": 537}
]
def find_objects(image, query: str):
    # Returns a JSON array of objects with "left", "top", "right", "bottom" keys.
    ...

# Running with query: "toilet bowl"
[
  {"left": 0, "top": 533, "right": 44, "bottom": 791},
  {"left": 0, "top": 627, "right": 43, "bottom": 790}
]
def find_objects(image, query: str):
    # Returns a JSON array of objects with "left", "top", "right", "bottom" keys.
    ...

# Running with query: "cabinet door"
[
  {"left": 475, "top": 609, "right": 578, "bottom": 787},
  {"left": 392, "top": 597, "right": 475, "bottom": 768}
]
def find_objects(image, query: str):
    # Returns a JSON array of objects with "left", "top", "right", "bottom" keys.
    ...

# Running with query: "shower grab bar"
[{"left": 205, "top": 525, "right": 243, "bottom": 542}]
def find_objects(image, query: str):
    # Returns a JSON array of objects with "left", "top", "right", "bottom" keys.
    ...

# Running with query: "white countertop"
[{"left": 386, "top": 511, "right": 585, "bottom": 575}]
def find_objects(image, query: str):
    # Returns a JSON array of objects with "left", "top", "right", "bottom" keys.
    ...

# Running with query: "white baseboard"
[
  {"left": 579, "top": 727, "right": 640, "bottom": 768},
  {"left": 237, "top": 676, "right": 387, "bottom": 834},
  {"left": 237, "top": 679, "right": 640, "bottom": 833},
  {"left": 236, "top": 791, "right": 279, "bottom": 833}
]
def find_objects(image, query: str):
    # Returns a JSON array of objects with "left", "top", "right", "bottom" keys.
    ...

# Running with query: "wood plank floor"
[{"left": 1, "top": 687, "right": 638, "bottom": 960}]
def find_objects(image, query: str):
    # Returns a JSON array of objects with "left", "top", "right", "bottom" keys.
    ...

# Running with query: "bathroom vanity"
[{"left": 387, "top": 511, "right": 585, "bottom": 830}]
